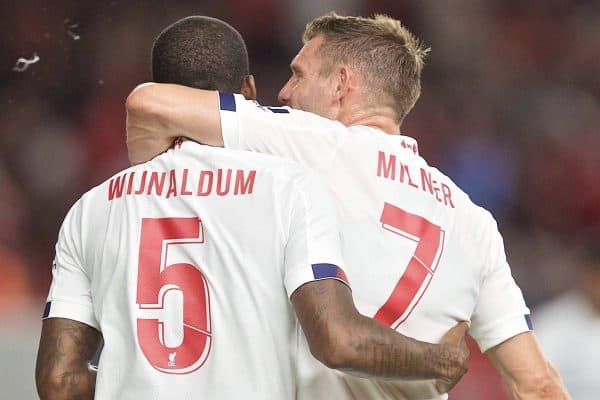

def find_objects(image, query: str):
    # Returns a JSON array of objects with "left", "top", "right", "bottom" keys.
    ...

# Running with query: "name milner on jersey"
[
  {"left": 107, "top": 168, "right": 256, "bottom": 200},
  {"left": 377, "top": 151, "right": 455, "bottom": 208}
]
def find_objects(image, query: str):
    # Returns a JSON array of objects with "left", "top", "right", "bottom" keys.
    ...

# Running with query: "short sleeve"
[
  {"left": 282, "top": 170, "right": 349, "bottom": 297},
  {"left": 43, "top": 200, "right": 99, "bottom": 330},
  {"left": 469, "top": 216, "right": 531, "bottom": 352},
  {"left": 219, "top": 93, "right": 348, "bottom": 173}
]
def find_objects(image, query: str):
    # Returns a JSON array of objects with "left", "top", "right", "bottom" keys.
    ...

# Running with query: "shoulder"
[
  {"left": 228, "top": 93, "right": 348, "bottom": 128},
  {"left": 403, "top": 140, "right": 501, "bottom": 243},
  {"left": 418, "top": 153, "right": 496, "bottom": 230}
]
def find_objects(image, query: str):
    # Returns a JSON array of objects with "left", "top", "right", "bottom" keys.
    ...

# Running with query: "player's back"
[
  {"left": 295, "top": 126, "right": 530, "bottom": 399},
  {"left": 59, "top": 140, "right": 328, "bottom": 399},
  {"left": 214, "top": 93, "right": 531, "bottom": 398},
  {"left": 327, "top": 127, "right": 488, "bottom": 337}
]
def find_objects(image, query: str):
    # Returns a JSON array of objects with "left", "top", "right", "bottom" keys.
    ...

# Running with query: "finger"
[
  {"left": 440, "top": 321, "right": 469, "bottom": 344},
  {"left": 434, "top": 378, "right": 453, "bottom": 395}
]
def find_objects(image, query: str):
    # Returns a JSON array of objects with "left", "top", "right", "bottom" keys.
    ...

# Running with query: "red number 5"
[
  {"left": 136, "top": 217, "right": 211, "bottom": 374},
  {"left": 374, "top": 203, "right": 445, "bottom": 328}
]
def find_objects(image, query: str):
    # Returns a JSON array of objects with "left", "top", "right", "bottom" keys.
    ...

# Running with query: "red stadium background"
[{"left": 1, "top": 1, "right": 598, "bottom": 398}]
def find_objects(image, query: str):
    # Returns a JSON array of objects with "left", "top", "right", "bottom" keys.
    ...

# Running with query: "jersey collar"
[{"left": 355, "top": 125, "right": 420, "bottom": 156}]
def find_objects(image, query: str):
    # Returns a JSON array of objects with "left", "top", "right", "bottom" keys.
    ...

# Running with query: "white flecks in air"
[
  {"left": 67, "top": 31, "right": 80, "bottom": 40},
  {"left": 64, "top": 18, "right": 81, "bottom": 40},
  {"left": 12, "top": 53, "right": 40, "bottom": 72}
]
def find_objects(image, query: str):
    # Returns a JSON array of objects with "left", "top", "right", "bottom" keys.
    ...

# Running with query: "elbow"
[
  {"left": 36, "top": 367, "right": 95, "bottom": 400},
  {"left": 35, "top": 369, "right": 60, "bottom": 400},
  {"left": 307, "top": 323, "right": 355, "bottom": 370},
  {"left": 125, "top": 83, "right": 164, "bottom": 123},
  {"left": 536, "top": 373, "right": 569, "bottom": 399},
  {"left": 513, "top": 371, "right": 568, "bottom": 399},
  {"left": 312, "top": 343, "right": 352, "bottom": 371},
  {"left": 126, "top": 83, "right": 153, "bottom": 114},
  {"left": 315, "top": 344, "right": 351, "bottom": 371}
]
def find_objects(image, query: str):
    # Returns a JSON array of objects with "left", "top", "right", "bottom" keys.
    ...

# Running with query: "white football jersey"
[
  {"left": 44, "top": 140, "right": 348, "bottom": 400},
  {"left": 219, "top": 93, "right": 532, "bottom": 399}
]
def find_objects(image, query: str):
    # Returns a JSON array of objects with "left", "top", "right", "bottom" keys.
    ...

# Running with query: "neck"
[
  {"left": 339, "top": 108, "right": 401, "bottom": 134},
  {"left": 336, "top": 97, "right": 401, "bottom": 134},
  {"left": 349, "top": 115, "right": 400, "bottom": 134}
]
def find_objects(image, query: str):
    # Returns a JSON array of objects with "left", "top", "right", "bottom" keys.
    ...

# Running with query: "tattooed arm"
[
  {"left": 36, "top": 318, "right": 102, "bottom": 400},
  {"left": 291, "top": 279, "right": 469, "bottom": 393}
]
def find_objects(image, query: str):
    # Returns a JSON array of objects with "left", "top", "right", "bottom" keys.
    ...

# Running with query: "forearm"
[
  {"left": 292, "top": 280, "right": 467, "bottom": 392},
  {"left": 336, "top": 314, "right": 463, "bottom": 381},
  {"left": 488, "top": 332, "right": 570, "bottom": 400},
  {"left": 298, "top": 282, "right": 464, "bottom": 381}
]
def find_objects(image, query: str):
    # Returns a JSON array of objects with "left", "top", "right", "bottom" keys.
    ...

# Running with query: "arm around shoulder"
[
  {"left": 290, "top": 279, "right": 469, "bottom": 390},
  {"left": 487, "top": 331, "right": 570, "bottom": 399},
  {"left": 286, "top": 167, "right": 468, "bottom": 390}
]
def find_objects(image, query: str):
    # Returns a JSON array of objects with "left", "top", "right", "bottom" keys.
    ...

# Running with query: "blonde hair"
[{"left": 303, "top": 12, "right": 430, "bottom": 124}]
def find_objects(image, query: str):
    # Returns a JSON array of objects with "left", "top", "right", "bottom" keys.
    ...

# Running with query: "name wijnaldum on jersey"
[{"left": 108, "top": 168, "right": 257, "bottom": 200}]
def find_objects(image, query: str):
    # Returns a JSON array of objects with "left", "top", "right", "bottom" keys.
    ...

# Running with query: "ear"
[
  {"left": 241, "top": 74, "right": 257, "bottom": 100},
  {"left": 333, "top": 66, "right": 352, "bottom": 101}
]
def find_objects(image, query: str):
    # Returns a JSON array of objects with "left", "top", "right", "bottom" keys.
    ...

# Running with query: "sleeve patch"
[
  {"left": 312, "top": 263, "right": 348, "bottom": 284},
  {"left": 42, "top": 301, "right": 51, "bottom": 318},
  {"left": 219, "top": 92, "right": 236, "bottom": 112},
  {"left": 525, "top": 314, "right": 533, "bottom": 330}
]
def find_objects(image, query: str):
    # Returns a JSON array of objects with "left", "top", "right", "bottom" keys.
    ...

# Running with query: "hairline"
[{"left": 301, "top": 15, "right": 427, "bottom": 124}]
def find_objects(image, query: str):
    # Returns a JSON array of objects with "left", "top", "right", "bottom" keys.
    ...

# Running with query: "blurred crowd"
[{"left": 1, "top": 0, "right": 599, "bottom": 398}]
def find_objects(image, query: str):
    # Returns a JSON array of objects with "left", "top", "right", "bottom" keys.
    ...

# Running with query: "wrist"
[{"left": 431, "top": 343, "right": 459, "bottom": 380}]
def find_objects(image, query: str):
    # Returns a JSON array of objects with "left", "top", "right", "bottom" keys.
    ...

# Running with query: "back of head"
[
  {"left": 303, "top": 12, "right": 429, "bottom": 124},
  {"left": 152, "top": 16, "right": 249, "bottom": 93}
]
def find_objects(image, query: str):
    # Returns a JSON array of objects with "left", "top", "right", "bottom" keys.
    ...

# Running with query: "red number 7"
[{"left": 374, "top": 203, "right": 445, "bottom": 328}]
